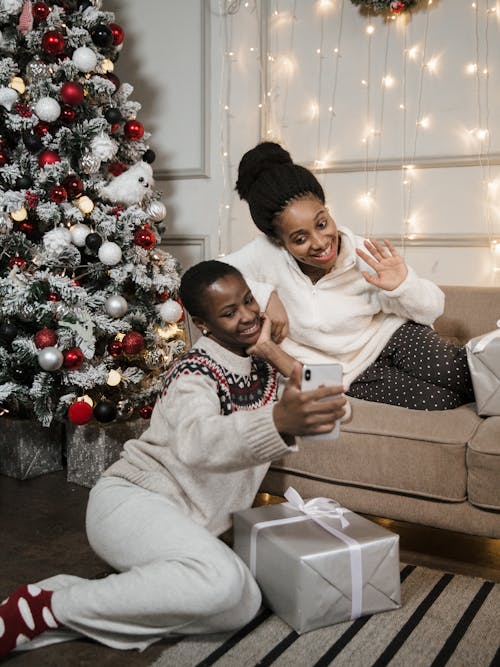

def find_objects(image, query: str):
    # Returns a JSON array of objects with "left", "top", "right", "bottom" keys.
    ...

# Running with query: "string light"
[{"left": 216, "top": 1, "right": 500, "bottom": 281}]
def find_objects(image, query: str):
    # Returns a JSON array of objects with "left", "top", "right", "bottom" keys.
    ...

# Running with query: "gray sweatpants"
[{"left": 23, "top": 476, "right": 262, "bottom": 652}]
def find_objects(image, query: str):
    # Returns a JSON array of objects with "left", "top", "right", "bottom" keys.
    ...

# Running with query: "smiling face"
[
  {"left": 275, "top": 195, "right": 339, "bottom": 280},
  {"left": 193, "top": 274, "right": 262, "bottom": 356}
]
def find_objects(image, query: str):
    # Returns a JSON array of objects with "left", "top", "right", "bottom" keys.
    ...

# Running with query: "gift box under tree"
[
  {"left": 233, "top": 488, "right": 401, "bottom": 634},
  {"left": 0, "top": 417, "right": 63, "bottom": 479},
  {"left": 66, "top": 418, "right": 145, "bottom": 488}
]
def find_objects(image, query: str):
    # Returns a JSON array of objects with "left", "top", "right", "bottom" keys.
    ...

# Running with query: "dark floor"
[
  {"left": 1, "top": 471, "right": 499, "bottom": 666},
  {"left": 0, "top": 471, "right": 176, "bottom": 666}
]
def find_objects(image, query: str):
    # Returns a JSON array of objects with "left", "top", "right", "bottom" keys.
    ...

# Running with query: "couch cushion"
[
  {"left": 271, "top": 398, "right": 483, "bottom": 502},
  {"left": 467, "top": 417, "right": 500, "bottom": 510}
]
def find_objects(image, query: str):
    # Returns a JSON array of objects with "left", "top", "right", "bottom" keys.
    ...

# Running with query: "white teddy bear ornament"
[{"left": 99, "top": 161, "right": 154, "bottom": 206}]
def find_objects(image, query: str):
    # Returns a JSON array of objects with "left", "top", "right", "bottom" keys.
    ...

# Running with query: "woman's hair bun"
[{"left": 236, "top": 142, "right": 293, "bottom": 201}]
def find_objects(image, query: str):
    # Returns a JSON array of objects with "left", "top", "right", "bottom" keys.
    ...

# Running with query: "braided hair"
[{"left": 235, "top": 142, "right": 325, "bottom": 238}]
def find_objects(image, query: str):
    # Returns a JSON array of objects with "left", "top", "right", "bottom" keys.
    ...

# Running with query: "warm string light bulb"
[{"left": 359, "top": 191, "right": 374, "bottom": 209}]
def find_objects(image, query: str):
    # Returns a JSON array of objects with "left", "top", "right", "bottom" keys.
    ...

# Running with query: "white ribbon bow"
[{"left": 284, "top": 487, "right": 351, "bottom": 529}]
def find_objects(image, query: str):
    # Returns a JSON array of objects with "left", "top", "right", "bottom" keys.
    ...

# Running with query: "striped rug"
[{"left": 150, "top": 565, "right": 499, "bottom": 667}]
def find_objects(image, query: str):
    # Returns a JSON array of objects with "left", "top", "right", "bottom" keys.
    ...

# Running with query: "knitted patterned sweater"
[{"left": 104, "top": 336, "right": 293, "bottom": 535}]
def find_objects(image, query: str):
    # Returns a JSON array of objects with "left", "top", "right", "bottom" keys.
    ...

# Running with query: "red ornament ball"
[
  {"left": 38, "top": 150, "right": 60, "bottom": 168},
  {"left": 63, "top": 347, "right": 84, "bottom": 370},
  {"left": 0, "top": 150, "right": 9, "bottom": 166},
  {"left": 139, "top": 404, "right": 153, "bottom": 420},
  {"left": 34, "top": 121, "right": 51, "bottom": 137},
  {"left": 124, "top": 119, "right": 144, "bottom": 141},
  {"left": 122, "top": 331, "right": 145, "bottom": 355},
  {"left": 50, "top": 185, "right": 67, "bottom": 203},
  {"left": 109, "top": 22, "right": 125, "bottom": 46},
  {"left": 8, "top": 257, "right": 27, "bottom": 270},
  {"left": 107, "top": 340, "right": 123, "bottom": 357},
  {"left": 134, "top": 225, "right": 156, "bottom": 250},
  {"left": 32, "top": 1, "right": 50, "bottom": 20},
  {"left": 61, "top": 81, "right": 84, "bottom": 106},
  {"left": 63, "top": 175, "right": 84, "bottom": 198},
  {"left": 60, "top": 105, "right": 76, "bottom": 123},
  {"left": 47, "top": 291, "right": 60, "bottom": 302},
  {"left": 34, "top": 327, "right": 57, "bottom": 349},
  {"left": 18, "top": 221, "right": 36, "bottom": 236},
  {"left": 104, "top": 73, "right": 120, "bottom": 89},
  {"left": 108, "top": 161, "right": 127, "bottom": 176},
  {"left": 157, "top": 291, "right": 170, "bottom": 302},
  {"left": 42, "top": 30, "right": 65, "bottom": 55},
  {"left": 390, "top": 0, "right": 405, "bottom": 12},
  {"left": 68, "top": 400, "right": 93, "bottom": 425}
]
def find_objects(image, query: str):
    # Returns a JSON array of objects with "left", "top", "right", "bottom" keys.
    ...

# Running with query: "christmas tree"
[{"left": 0, "top": 0, "right": 186, "bottom": 428}]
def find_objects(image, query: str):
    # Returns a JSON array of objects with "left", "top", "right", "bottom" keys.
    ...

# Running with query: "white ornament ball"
[
  {"left": 98, "top": 241, "right": 122, "bottom": 266},
  {"left": 72, "top": 46, "right": 98, "bottom": 73},
  {"left": 158, "top": 299, "right": 183, "bottom": 323},
  {"left": 38, "top": 346, "right": 64, "bottom": 371},
  {"left": 70, "top": 223, "right": 91, "bottom": 247},
  {"left": 146, "top": 200, "right": 167, "bottom": 222},
  {"left": 35, "top": 96, "right": 61, "bottom": 122},
  {"left": 0, "top": 86, "right": 18, "bottom": 110},
  {"left": 105, "top": 294, "right": 128, "bottom": 318}
]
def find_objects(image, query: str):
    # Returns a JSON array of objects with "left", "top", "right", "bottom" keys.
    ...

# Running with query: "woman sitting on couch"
[{"left": 225, "top": 141, "right": 474, "bottom": 411}]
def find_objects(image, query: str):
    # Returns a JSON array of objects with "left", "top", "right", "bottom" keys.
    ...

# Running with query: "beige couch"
[{"left": 261, "top": 286, "right": 500, "bottom": 539}]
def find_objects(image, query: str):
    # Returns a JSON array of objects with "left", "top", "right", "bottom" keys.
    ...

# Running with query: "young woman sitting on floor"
[{"left": 0, "top": 260, "right": 348, "bottom": 657}]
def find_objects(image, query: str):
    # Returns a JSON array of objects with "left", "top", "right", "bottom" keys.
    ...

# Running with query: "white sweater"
[
  {"left": 225, "top": 226, "right": 445, "bottom": 386},
  {"left": 104, "top": 336, "right": 292, "bottom": 536}
]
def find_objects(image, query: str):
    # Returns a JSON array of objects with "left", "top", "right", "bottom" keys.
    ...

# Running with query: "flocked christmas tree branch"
[{"left": 350, "top": 0, "right": 417, "bottom": 14}]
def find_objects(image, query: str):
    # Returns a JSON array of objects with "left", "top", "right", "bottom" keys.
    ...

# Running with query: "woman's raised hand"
[{"left": 356, "top": 239, "right": 408, "bottom": 291}]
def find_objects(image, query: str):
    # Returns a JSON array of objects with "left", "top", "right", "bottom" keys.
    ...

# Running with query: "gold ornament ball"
[
  {"left": 100, "top": 58, "right": 114, "bottom": 73},
  {"left": 9, "top": 76, "right": 26, "bottom": 94},
  {"left": 77, "top": 196, "right": 94, "bottom": 214},
  {"left": 11, "top": 207, "right": 28, "bottom": 222},
  {"left": 80, "top": 394, "right": 94, "bottom": 406},
  {"left": 107, "top": 369, "right": 122, "bottom": 386}
]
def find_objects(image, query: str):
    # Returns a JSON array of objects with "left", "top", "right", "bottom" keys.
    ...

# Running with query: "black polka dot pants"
[{"left": 347, "top": 322, "right": 475, "bottom": 410}]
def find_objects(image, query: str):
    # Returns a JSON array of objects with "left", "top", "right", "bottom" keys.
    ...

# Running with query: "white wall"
[{"left": 106, "top": 0, "right": 500, "bottom": 286}]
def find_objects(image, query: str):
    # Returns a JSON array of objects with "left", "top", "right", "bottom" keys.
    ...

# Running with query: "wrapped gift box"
[
  {"left": 66, "top": 418, "right": 145, "bottom": 488},
  {"left": 233, "top": 488, "right": 400, "bottom": 634},
  {"left": 466, "top": 327, "right": 500, "bottom": 416},
  {"left": 0, "top": 418, "right": 63, "bottom": 479}
]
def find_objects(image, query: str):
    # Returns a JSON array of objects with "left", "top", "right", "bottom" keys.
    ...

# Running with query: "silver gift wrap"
[
  {"left": 0, "top": 418, "right": 63, "bottom": 479},
  {"left": 466, "top": 329, "right": 500, "bottom": 416},
  {"left": 233, "top": 497, "right": 400, "bottom": 634},
  {"left": 66, "top": 419, "right": 145, "bottom": 488}
]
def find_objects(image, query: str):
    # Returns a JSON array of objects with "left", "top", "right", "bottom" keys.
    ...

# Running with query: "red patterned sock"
[{"left": 0, "top": 584, "right": 61, "bottom": 657}]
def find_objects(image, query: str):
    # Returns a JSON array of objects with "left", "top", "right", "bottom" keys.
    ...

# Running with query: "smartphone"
[{"left": 301, "top": 363, "right": 343, "bottom": 440}]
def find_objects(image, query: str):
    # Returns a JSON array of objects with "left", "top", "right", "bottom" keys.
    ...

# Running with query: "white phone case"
[{"left": 301, "top": 363, "right": 343, "bottom": 440}]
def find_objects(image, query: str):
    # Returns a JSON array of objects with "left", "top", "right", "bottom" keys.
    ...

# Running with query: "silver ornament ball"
[
  {"left": 105, "top": 294, "right": 128, "bottom": 318},
  {"left": 146, "top": 200, "right": 167, "bottom": 222},
  {"left": 38, "top": 346, "right": 64, "bottom": 371}
]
